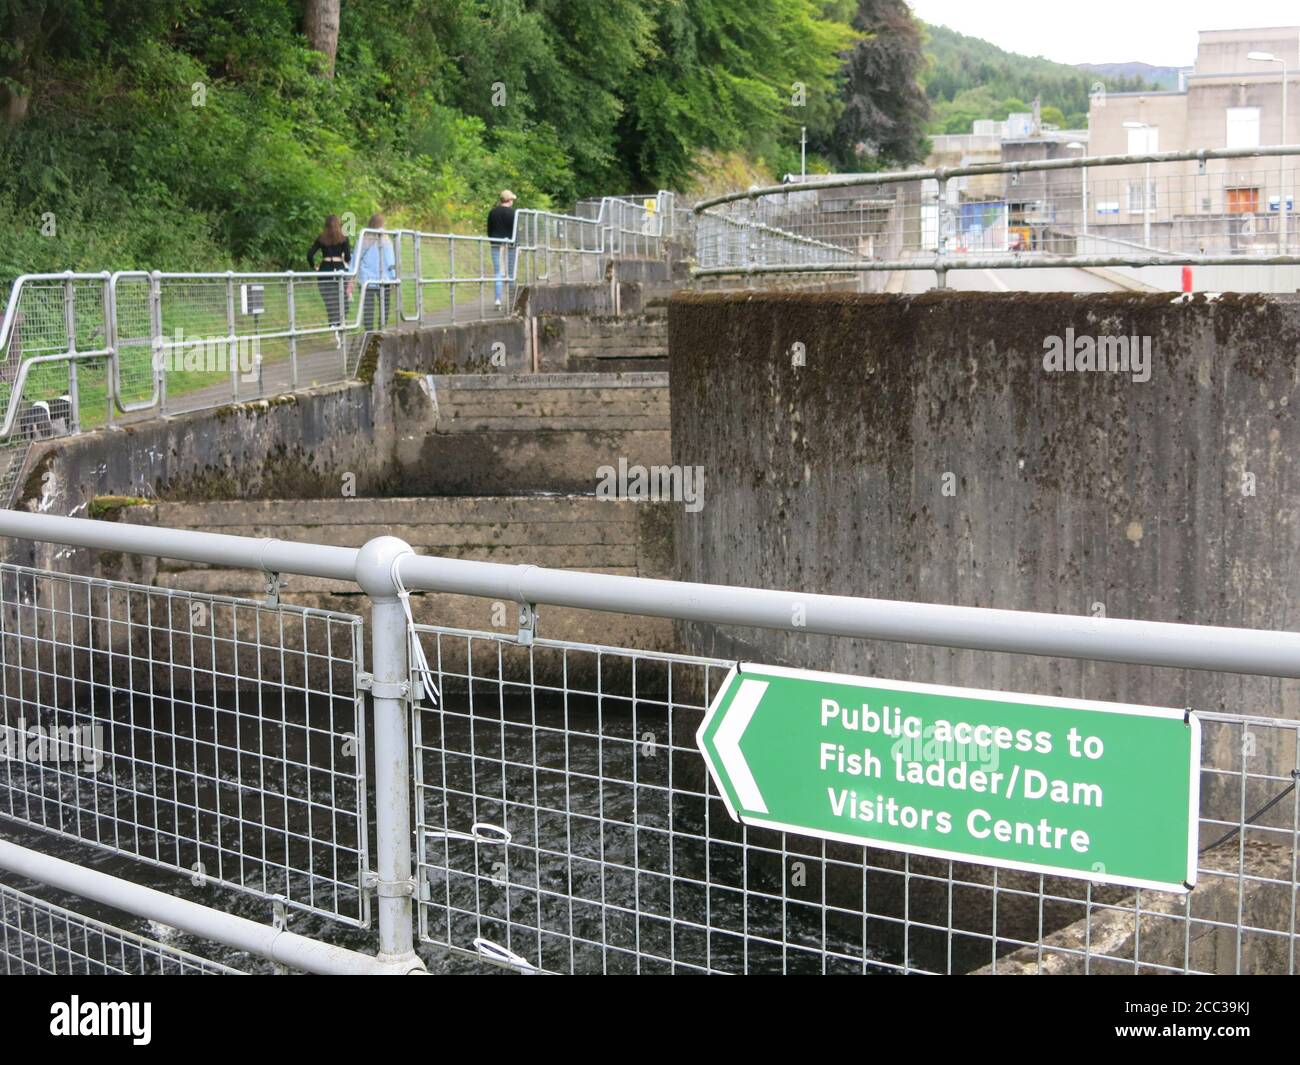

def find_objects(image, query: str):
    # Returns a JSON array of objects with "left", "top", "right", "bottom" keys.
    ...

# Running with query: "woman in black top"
[{"left": 308, "top": 215, "right": 351, "bottom": 329}]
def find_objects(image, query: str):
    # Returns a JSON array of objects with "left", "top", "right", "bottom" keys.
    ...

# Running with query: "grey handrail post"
[
  {"left": 355, "top": 535, "right": 424, "bottom": 969},
  {"left": 413, "top": 232, "right": 424, "bottom": 321},
  {"left": 62, "top": 273, "right": 80, "bottom": 435},
  {"left": 935, "top": 174, "right": 949, "bottom": 290},
  {"left": 448, "top": 238, "right": 456, "bottom": 323},
  {"left": 287, "top": 271, "right": 298, "bottom": 391},
  {"left": 225, "top": 271, "right": 237, "bottom": 401},
  {"left": 101, "top": 271, "right": 115, "bottom": 428},
  {"left": 150, "top": 271, "right": 166, "bottom": 415}
]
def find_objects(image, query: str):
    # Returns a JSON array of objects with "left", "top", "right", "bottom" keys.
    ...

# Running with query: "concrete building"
[
  {"left": 1087, "top": 26, "right": 1299, "bottom": 252},
  {"left": 926, "top": 113, "right": 1090, "bottom": 252}
]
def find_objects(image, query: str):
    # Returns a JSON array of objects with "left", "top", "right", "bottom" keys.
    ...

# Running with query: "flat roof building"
[{"left": 1087, "top": 26, "right": 1299, "bottom": 251}]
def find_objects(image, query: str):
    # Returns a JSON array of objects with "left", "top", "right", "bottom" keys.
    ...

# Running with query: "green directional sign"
[{"left": 697, "top": 664, "right": 1200, "bottom": 892}]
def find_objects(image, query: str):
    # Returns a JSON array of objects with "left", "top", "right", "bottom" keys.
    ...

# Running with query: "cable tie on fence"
[
  {"left": 473, "top": 937, "right": 538, "bottom": 972},
  {"left": 390, "top": 554, "right": 439, "bottom": 710}
]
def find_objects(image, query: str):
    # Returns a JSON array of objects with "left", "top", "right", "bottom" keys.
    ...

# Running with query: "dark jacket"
[
  {"left": 308, "top": 237, "right": 351, "bottom": 271},
  {"left": 487, "top": 205, "right": 517, "bottom": 242}
]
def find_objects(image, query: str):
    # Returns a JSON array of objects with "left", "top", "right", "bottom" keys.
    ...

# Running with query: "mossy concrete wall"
[
  {"left": 669, "top": 289, "right": 1300, "bottom": 722},
  {"left": 12, "top": 381, "right": 397, "bottom": 562}
]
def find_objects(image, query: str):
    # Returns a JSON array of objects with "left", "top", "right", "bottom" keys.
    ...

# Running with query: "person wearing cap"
[{"left": 486, "top": 190, "right": 518, "bottom": 308}]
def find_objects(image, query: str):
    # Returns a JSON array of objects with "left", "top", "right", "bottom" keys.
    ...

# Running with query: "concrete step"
[
  {"left": 126, "top": 495, "right": 672, "bottom": 578},
  {"left": 152, "top": 520, "right": 638, "bottom": 550},
  {"left": 151, "top": 494, "right": 635, "bottom": 527},
  {"left": 555, "top": 315, "right": 667, "bottom": 364},
  {"left": 152, "top": 565, "right": 641, "bottom": 597},
  {"left": 158, "top": 539, "right": 638, "bottom": 571},
  {"left": 567, "top": 356, "right": 667, "bottom": 374},
  {"left": 391, "top": 373, "right": 672, "bottom": 493},
  {"left": 115, "top": 494, "right": 679, "bottom": 670}
]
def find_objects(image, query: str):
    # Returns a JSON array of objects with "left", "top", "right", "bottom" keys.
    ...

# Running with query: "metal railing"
[
  {"left": 0, "top": 508, "right": 1297, "bottom": 974},
  {"left": 0, "top": 194, "right": 673, "bottom": 508},
  {"left": 693, "top": 145, "right": 1300, "bottom": 288},
  {"left": 1, "top": 880, "right": 243, "bottom": 975}
]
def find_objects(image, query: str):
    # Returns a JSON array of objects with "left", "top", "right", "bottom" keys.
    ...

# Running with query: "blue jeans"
[{"left": 490, "top": 243, "right": 516, "bottom": 303}]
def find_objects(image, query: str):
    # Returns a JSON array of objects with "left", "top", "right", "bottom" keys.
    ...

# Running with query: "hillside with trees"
[
  {"left": 922, "top": 23, "right": 1158, "bottom": 134},
  {"left": 0, "top": 0, "right": 859, "bottom": 283},
  {"left": 0, "top": 1, "right": 1161, "bottom": 288}
]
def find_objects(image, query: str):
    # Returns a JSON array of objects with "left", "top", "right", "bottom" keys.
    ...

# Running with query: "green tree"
[
  {"left": 617, "top": 0, "right": 857, "bottom": 189},
  {"left": 831, "top": 0, "right": 930, "bottom": 167}
]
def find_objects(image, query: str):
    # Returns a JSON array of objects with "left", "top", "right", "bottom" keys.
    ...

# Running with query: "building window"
[
  {"left": 1226, "top": 107, "right": 1261, "bottom": 149},
  {"left": 1126, "top": 125, "right": 1159, "bottom": 154},
  {"left": 1126, "top": 181, "right": 1157, "bottom": 213},
  {"left": 1226, "top": 187, "right": 1261, "bottom": 214}
]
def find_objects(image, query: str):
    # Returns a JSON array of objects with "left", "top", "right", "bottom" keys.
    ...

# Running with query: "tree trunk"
[
  {"left": 1, "top": 2, "right": 51, "bottom": 127},
  {"left": 303, "top": 0, "right": 341, "bottom": 78},
  {"left": 1, "top": 87, "right": 30, "bottom": 126}
]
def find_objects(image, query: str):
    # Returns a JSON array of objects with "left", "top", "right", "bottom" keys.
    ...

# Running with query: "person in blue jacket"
[{"left": 358, "top": 212, "right": 397, "bottom": 331}]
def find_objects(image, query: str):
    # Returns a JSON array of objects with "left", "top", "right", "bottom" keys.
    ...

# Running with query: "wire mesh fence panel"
[
  {"left": 0, "top": 352, "right": 98, "bottom": 510},
  {"left": 0, "top": 881, "right": 243, "bottom": 974},
  {"left": 395, "top": 232, "right": 418, "bottom": 321},
  {"left": 109, "top": 272, "right": 156, "bottom": 412},
  {"left": 0, "top": 564, "right": 371, "bottom": 926},
  {"left": 410, "top": 626, "right": 1300, "bottom": 975},
  {"left": 2, "top": 277, "right": 107, "bottom": 370}
]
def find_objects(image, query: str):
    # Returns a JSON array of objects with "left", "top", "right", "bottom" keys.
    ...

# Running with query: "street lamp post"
[{"left": 1248, "top": 50, "right": 1289, "bottom": 252}]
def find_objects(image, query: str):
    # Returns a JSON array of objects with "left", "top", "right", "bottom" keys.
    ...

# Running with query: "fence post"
[
  {"left": 226, "top": 271, "right": 238, "bottom": 401},
  {"left": 413, "top": 233, "right": 424, "bottom": 322},
  {"left": 150, "top": 271, "right": 166, "bottom": 415},
  {"left": 287, "top": 271, "right": 298, "bottom": 391},
  {"left": 934, "top": 175, "right": 949, "bottom": 290},
  {"left": 102, "top": 272, "right": 115, "bottom": 429},
  {"left": 62, "top": 273, "right": 81, "bottom": 435},
  {"left": 355, "top": 535, "right": 423, "bottom": 968}
]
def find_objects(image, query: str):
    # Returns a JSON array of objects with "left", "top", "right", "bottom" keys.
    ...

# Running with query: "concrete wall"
[
  {"left": 112, "top": 495, "right": 677, "bottom": 683},
  {"left": 12, "top": 382, "right": 397, "bottom": 543},
  {"left": 669, "top": 289, "right": 1300, "bottom": 724}
]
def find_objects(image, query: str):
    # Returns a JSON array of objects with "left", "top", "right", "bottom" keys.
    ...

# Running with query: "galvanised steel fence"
[
  {"left": 0, "top": 194, "right": 676, "bottom": 509},
  {"left": 693, "top": 145, "right": 1300, "bottom": 288},
  {"left": 0, "top": 509, "right": 1297, "bottom": 975},
  {"left": 1, "top": 881, "right": 244, "bottom": 975}
]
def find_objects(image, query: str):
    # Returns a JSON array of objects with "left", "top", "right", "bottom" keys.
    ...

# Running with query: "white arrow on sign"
[{"left": 712, "top": 678, "right": 769, "bottom": 813}]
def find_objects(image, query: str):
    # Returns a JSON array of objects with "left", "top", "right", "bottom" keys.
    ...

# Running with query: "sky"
[{"left": 906, "top": 0, "right": 1300, "bottom": 67}]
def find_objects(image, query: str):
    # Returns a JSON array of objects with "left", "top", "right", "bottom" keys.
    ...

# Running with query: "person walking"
[
  {"left": 486, "top": 190, "right": 517, "bottom": 309},
  {"left": 307, "top": 214, "right": 352, "bottom": 338},
  {"left": 358, "top": 212, "right": 397, "bottom": 331}
]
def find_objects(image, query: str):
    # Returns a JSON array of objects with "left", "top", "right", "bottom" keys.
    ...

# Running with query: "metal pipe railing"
[
  {"left": 0, "top": 840, "right": 422, "bottom": 975},
  {"left": 2, "top": 508, "right": 1299, "bottom": 678},
  {"left": 693, "top": 144, "right": 1300, "bottom": 211},
  {"left": 2, "top": 504, "right": 1299, "bottom": 970},
  {"left": 0, "top": 192, "right": 672, "bottom": 450},
  {"left": 692, "top": 145, "right": 1300, "bottom": 282}
]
